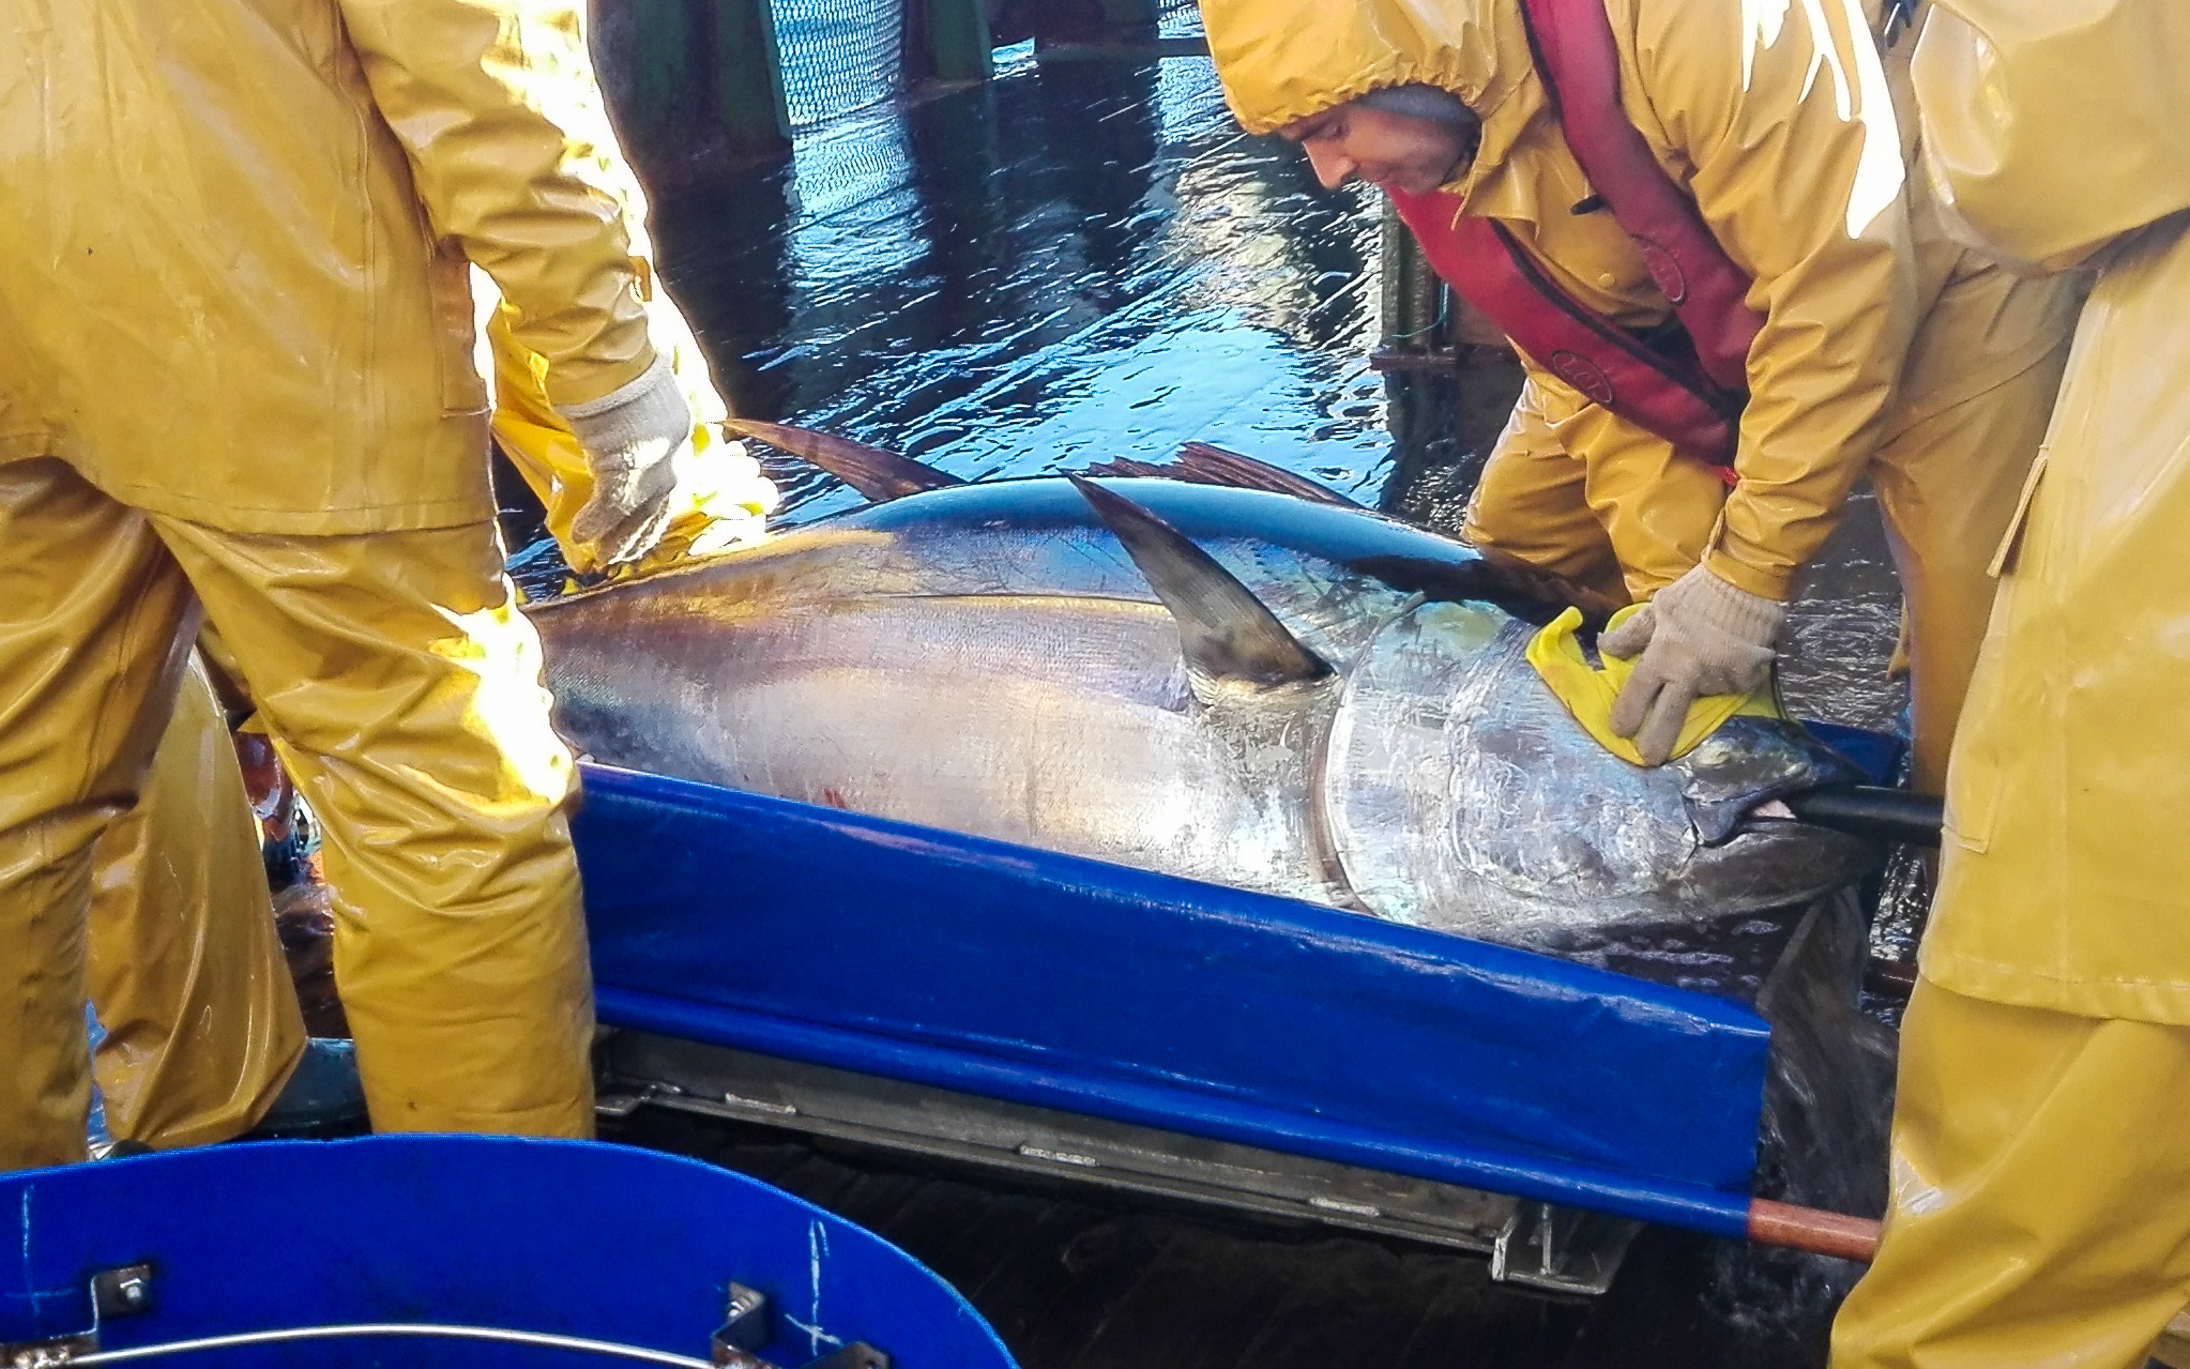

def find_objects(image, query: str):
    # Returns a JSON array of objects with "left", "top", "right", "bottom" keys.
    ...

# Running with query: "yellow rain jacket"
[
  {"left": 1199, "top": 0, "right": 2081, "bottom": 791},
  {"left": 0, "top": 0, "right": 657, "bottom": 1164},
  {"left": 0, "top": 0, "right": 665, "bottom": 534},
  {"left": 1912, "top": 0, "right": 2190, "bottom": 1024},
  {"left": 1830, "top": 8, "right": 2190, "bottom": 1367}
]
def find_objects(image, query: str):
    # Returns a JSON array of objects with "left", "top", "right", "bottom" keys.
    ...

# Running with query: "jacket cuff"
[
  {"left": 1702, "top": 544, "right": 1795, "bottom": 602},
  {"left": 541, "top": 347, "right": 659, "bottom": 413}
]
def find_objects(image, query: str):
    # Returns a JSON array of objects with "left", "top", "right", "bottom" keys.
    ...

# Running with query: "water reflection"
[{"left": 642, "top": 48, "right": 1387, "bottom": 521}]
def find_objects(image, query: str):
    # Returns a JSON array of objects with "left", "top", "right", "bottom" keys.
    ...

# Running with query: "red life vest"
[{"left": 1385, "top": 0, "right": 1764, "bottom": 469}]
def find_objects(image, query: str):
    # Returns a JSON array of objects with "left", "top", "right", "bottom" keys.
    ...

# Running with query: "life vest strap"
[
  {"left": 1386, "top": 0, "right": 1765, "bottom": 472},
  {"left": 1518, "top": 0, "right": 1763, "bottom": 392}
]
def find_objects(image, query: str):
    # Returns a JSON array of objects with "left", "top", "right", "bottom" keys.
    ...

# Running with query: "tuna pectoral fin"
[
  {"left": 1069, "top": 476, "right": 1330, "bottom": 689},
  {"left": 725, "top": 419, "right": 965, "bottom": 501}
]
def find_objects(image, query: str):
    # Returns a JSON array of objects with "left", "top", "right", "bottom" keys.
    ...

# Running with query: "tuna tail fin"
[
  {"left": 1068, "top": 476, "right": 1330, "bottom": 690},
  {"left": 1079, "top": 441, "right": 1362, "bottom": 508},
  {"left": 726, "top": 420, "right": 966, "bottom": 501}
]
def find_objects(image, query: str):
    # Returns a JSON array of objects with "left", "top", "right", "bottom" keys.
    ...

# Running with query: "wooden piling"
[
  {"left": 904, "top": 0, "right": 995, "bottom": 83},
  {"left": 594, "top": 0, "right": 792, "bottom": 182}
]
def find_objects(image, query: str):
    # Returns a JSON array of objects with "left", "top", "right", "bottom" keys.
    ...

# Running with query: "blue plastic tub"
[{"left": 0, "top": 1135, "right": 1016, "bottom": 1368}]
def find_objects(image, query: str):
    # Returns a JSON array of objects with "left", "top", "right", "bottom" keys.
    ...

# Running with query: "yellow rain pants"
[
  {"left": 56, "top": 279, "right": 769, "bottom": 1163},
  {"left": 1831, "top": 981, "right": 2190, "bottom": 1369},
  {"left": 63, "top": 313, "right": 769, "bottom": 1158},
  {"left": 0, "top": 459, "right": 594, "bottom": 1173},
  {"left": 1829, "top": 4, "right": 2190, "bottom": 1364},
  {"left": 1199, "top": 0, "right": 2082, "bottom": 791},
  {"left": 84, "top": 652, "right": 306, "bottom": 1150},
  {"left": 1459, "top": 376, "right": 1730, "bottom": 608}
]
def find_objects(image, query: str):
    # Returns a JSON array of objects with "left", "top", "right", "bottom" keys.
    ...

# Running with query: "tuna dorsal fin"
[
  {"left": 1172, "top": 441, "right": 1362, "bottom": 508},
  {"left": 726, "top": 419, "right": 966, "bottom": 502},
  {"left": 1078, "top": 442, "right": 1361, "bottom": 508},
  {"left": 1068, "top": 476, "right": 1330, "bottom": 689}
]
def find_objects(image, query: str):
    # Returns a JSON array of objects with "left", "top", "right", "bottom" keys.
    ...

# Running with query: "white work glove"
[
  {"left": 1600, "top": 563, "right": 1786, "bottom": 766},
  {"left": 554, "top": 354, "right": 694, "bottom": 569}
]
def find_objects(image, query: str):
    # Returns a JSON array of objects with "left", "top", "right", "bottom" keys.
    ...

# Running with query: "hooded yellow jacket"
[
  {"left": 1916, "top": 0, "right": 2190, "bottom": 274},
  {"left": 1203, "top": 0, "right": 2050, "bottom": 601},
  {"left": 0, "top": 0, "right": 663, "bottom": 535}
]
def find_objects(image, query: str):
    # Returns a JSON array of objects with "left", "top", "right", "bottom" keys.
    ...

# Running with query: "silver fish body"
[{"left": 532, "top": 478, "right": 1871, "bottom": 947}]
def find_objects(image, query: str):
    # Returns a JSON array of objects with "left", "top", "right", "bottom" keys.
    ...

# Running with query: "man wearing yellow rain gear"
[
  {"left": 1831, "top": 4, "right": 2190, "bottom": 1365},
  {"left": 1197, "top": 0, "right": 2081, "bottom": 783},
  {"left": 0, "top": 0, "right": 769, "bottom": 1171},
  {"left": 76, "top": 306, "right": 773, "bottom": 1155}
]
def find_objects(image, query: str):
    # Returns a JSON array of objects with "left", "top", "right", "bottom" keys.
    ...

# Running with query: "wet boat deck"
[
  {"left": 613, "top": 27, "right": 1388, "bottom": 512},
  {"left": 611, "top": 1110, "right": 1843, "bottom": 1369}
]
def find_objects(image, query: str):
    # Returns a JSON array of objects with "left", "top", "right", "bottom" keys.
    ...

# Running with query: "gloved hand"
[
  {"left": 1600, "top": 563, "right": 1786, "bottom": 766},
  {"left": 554, "top": 354, "right": 694, "bottom": 569}
]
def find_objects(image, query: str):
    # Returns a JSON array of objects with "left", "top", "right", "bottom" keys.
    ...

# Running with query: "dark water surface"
[
  {"left": 642, "top": 51, "right": 1390, "bottom": 517},
  {"left": 579, "top": 34, "right": 1921, "bottom": 1369}
]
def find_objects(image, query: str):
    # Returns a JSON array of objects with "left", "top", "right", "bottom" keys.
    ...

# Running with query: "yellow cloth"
[
  {"left": 1830, "top": 980, "right": 2190, "bottom": 1369},
  {"left": 86, "top": 654, "right": 306, "bottom": 1150},
  {"left": 0, "top": 0, "right": 663, "bottom": 535},
  {"left": 1526, "top": 606, "right": 1776, "bottom": 765},
  {"left": 0, "top": 458, "right": 594, "bottom": 1173}
]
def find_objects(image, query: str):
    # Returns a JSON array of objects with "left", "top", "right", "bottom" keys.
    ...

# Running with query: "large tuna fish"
[{"left": 531, "top": 432, "right": 1874, "bottom": 948}]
